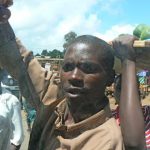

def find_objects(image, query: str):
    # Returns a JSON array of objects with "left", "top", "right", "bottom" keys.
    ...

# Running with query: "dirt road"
[{"left": 20, "top": 111, "right": 30, "bottom": 150}]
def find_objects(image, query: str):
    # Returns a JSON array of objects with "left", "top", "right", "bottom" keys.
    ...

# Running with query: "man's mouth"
[{"left": 66, "top": 88, "right": 86, "bottom": 98}]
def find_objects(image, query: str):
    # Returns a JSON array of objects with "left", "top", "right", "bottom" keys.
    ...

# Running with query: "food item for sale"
[
  {"left": 140, "top": 27, "right": 150, "bottom": 40},
  {"left": 133, "top": 24, "right": 150, "bottom": 40},
  {"left": 133, "top": 24, "right": 147, "bottom": 38}
]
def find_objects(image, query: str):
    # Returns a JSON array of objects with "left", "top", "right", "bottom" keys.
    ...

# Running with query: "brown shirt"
[
  {"left": 28, "top": 98, "right": 125, "bottom": 150},
  {"left": 20, "top": 50, "right": 125, "bottom": 150},
  {"left": 37, "top": 100, "right": 125, "bottom": 150}
]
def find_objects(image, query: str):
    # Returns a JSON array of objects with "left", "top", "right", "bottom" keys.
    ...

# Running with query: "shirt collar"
[{"left": 55, "top": 98, "right": 112, "bottom": 137}]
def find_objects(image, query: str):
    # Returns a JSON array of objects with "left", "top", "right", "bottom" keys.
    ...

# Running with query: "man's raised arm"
[
  {"left": 0, "top": 4, "right": 42, "bottom": 110},
  {"left": 0, "top": 3, "right": 64, "bottom": 111},
  {"left": 112, "top": 34, "right": 146, "bottom": 150}
]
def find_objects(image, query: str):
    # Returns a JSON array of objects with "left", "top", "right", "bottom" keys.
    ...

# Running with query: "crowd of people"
[{"left": 0, "top": 1, "right": 149, "bottom": 150}]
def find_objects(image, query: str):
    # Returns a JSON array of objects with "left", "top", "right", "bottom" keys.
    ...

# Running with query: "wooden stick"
[
  {"left": 109, "top": 40, "right": 150, "bottom": 48},
  {"left": 133, "top": 40, "right": 150, "bottom": 48}
]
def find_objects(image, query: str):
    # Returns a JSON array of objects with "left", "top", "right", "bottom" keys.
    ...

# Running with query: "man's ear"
[{"left": 106, "top": 69, "right": 115, "bottom": 86}]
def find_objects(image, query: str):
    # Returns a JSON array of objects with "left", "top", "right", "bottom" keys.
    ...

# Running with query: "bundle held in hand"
[
  {"left": 132, "top": 24, "right": 150, "bottom": 71},
  {"left": 0, "top": 0, "right": 13, "bottom": 7},
  {"left": 114, "top": 24, "right": 150, "bottom": 73},
  {"left": 0, "top": 0, "right": 13, "bottom": 23}
]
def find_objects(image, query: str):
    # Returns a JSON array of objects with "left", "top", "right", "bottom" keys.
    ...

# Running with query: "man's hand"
[
  {"left": 112, "top": 34, "right": 138, "bottom": 62},
  {"left": 0, "top": 6, "right": 10, "bottom": 22},
  {"left": 113, "top": 34, "right": 146, "bottom": 150},
  {"left": 0, "top": 0, "right": 13, "bottom": 7},
  {"left": 0, "top": 0, "right": 13, "bottom": 23}
]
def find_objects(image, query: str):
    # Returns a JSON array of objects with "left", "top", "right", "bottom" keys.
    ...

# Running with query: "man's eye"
[
  {"left": 79, "top": 63, "right": 100, "bottom": 74},
  {"left": 62, "top": 63, "right": 75, "bottom": 72}
]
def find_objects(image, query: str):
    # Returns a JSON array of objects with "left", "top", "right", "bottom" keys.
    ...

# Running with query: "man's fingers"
[
  {"left": 0, "top": 0, "right": 13, "bottom": 7},
  {"left": 0, "top": 6, "right": 11, "bottom": 22}
]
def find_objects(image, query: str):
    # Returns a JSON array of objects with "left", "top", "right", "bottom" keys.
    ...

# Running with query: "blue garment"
[{"left": 22, "top": 98, "right": 36, "bottom": 124}]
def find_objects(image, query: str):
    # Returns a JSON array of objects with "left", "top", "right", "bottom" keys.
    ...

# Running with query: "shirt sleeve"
[
  {"left": 10, "top": 96, "right": 24, "bottom": 146},
  {"left": 0, "top": 22, "right": 64, "bottom": 109}
]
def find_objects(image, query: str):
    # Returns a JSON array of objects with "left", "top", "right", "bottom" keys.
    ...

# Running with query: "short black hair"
[{"left": 66, "top": 35, "right": 114, "bottom": 72}]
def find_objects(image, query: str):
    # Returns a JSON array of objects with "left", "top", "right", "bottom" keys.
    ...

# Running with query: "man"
[
  {"left": 0, "top": 3, "right": 146, "bottom": 150},
  {"left": 0, "top": 69, "right": 24, "bottom": 150}
]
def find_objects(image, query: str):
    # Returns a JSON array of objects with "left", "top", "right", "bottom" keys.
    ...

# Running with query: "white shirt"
[{"left": 0, "top": 87, "right": 24, "bottom": 150}]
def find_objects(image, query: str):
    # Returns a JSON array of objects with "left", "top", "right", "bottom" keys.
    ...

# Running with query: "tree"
[
  {"left": 63, "top": 31, "right": 77, "bottom": 53},
  {"left": 49, "top": 49, "right": 63, "bottom": 58},
  {"left": 41, "top": 49, "right": 49, "bottom": 56},
  {"left": 35, "top": 53, "right": 41, "bottom": 56}
]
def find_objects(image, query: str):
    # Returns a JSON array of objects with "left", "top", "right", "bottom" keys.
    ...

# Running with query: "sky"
[{"left": 9, "top": 0, "right": 150, "bottom": 54}]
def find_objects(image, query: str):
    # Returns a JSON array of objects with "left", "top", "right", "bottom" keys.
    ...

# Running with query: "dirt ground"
[
  {"left": 20, "top": 94, "right": 150, "bottom": 150},
  {"left": 141, "top": 93, "right": 150, "bottom": 105},
  {"left": 20, "top": 111, "right": 30, "bottom": 150}
]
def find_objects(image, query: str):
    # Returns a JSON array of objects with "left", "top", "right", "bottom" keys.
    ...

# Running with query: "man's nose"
[
  {"left": 69, "top": 68, "right": 83, "bottom": 87},
  {"left": 71, "top": 67, "right": 83, "bottom": 79}
]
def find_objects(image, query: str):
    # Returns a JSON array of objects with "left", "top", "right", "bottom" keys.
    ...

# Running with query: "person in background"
[
  {"left": 112, "top": 74, "right": 150, "bottom": 149},
  {"left": 22, "top": 96, "right": 36, "bottom": 132},
  {"left": 0, "top": 69, "right": 24, "bottom": 150}
]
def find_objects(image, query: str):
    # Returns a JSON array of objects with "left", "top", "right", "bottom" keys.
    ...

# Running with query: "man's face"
[{"left": 61, "top": 42, "right": 110, "bottom": 105}]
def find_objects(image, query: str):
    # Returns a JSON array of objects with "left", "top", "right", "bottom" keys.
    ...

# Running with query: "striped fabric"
[
  {"left": 112, "top": 105, "right": 150, "bottom": 149},
  {"left": 139, "top": 76, "right": 146, "bottom": 84},
  {"left": 142, "top": 105, "right": 150, "bottom": 149}
]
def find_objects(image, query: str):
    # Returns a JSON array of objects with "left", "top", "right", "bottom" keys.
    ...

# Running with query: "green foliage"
[
  {"left": 41, "top": 49, "right": 49, "bottom": 56},
  {"left": 49, "top": 49, "right": 63, "bottom": 58},
  {"left": 40, "top": 49, "right": 64, "bottom": 58},
  {"left": 38, "top": 31, "right": 78, "bottom": 58},
  {"left": 64, "top": 31, "right": 77, "bottom": 43},
  {"left": 63, "top": 31, "right": 77, "bottom": 52},
  {"left": 35, "top": 53, "right": 41, "bottom": 56}
]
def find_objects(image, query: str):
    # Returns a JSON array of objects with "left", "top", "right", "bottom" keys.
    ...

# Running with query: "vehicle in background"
[{"left": 1, "top": 73, "right": 20, "bottom": 98}]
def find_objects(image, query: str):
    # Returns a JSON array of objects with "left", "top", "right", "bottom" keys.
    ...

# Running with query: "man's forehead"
[
  {"left": 64, "top": 50, "right": 102, "bottom": 66},
  {"left": 66, "top": 42, "right": 101, "bottom": 55}
]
